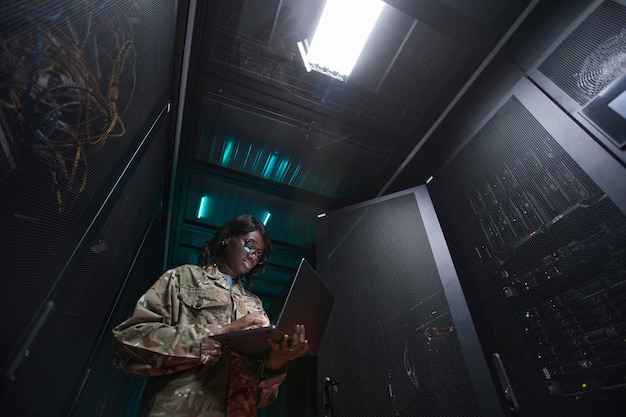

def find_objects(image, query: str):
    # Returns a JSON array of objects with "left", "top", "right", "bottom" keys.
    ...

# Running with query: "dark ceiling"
[{"left": 170, "top": 0, "right": 536, "bottom": 316}]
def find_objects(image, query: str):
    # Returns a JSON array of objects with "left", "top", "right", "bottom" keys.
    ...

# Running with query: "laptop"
[{"left": 210, "top": 258, "right": 334, "bottom": 357}]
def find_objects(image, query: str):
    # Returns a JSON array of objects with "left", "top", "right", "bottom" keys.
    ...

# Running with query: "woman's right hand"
[{"left": 217, "top": 312, "right": 269, "bottom": 334}]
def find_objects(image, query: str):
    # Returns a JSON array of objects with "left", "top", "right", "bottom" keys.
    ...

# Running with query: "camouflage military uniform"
[{"left": 112, "top": 264, "right": 286, "bottom": 417}]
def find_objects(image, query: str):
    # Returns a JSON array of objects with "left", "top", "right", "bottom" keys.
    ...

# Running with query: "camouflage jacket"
[{"left": 111, "top": 264, "right": 286, "bottom": 417}]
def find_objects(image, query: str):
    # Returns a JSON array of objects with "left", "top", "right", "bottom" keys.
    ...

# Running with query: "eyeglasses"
[{"left": 241, "top": 239, "right": 267, "bottom": 264}]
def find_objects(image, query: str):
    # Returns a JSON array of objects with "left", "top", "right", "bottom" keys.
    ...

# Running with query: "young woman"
[{"left": 112, "top": 214, "right": 308, "bottom": 417}]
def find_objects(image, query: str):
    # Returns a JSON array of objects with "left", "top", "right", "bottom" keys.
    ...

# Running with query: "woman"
[{"left": 112, "top": 214, "right": 308, "bottom": 417}]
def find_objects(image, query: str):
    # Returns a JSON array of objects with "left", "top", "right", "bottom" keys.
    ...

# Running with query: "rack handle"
[{"left": 491, "top": 353, "right": 520, "bottom": 415}]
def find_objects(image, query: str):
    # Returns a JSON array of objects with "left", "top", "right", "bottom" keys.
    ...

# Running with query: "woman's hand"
[
  {"left": 265, "top": 324, "right": 309, "bottom": 370},
  {"left": 217, "top": 312, "right": 269, "bottom": 334}
]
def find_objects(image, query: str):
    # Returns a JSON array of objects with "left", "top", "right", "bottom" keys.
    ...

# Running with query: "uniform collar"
[{"left": 203, "top": 263, "right": 244, "bottom": 291}]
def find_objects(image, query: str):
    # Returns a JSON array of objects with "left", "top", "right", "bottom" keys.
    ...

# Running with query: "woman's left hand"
[{"left": 265, "top": 324, "right": 309, "bottom": 370}]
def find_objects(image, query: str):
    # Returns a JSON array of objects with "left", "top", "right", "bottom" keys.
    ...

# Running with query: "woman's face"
[{"left": 220, "top": 230, "right": 266, "bottom": 277}]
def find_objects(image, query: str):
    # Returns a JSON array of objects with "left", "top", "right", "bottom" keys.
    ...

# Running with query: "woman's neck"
[{"left": 214, "top": 259, "right": 237, "bottom": 280}]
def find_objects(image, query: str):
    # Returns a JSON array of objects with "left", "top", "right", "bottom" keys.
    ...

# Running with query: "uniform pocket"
[
  {"left": 179, "top": 287, "right": 230, "bottom": 310},
  {"left": 177, "top": 287, "right": 232, "bottom": 326}
]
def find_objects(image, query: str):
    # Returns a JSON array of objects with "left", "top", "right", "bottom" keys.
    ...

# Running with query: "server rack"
[
  {"left": 429, "top": 76, "right": 626, "bottom": 417},
  {"left": 0, "top": 1, "right": 181, "bottom": 415},
  {"left": 316, "top": 186, "right": 506, "bottom": 417}
]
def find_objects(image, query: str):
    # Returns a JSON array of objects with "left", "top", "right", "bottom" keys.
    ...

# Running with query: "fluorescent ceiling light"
[{"left": 307, "top": 0, "right": 384, "bottom": 81}]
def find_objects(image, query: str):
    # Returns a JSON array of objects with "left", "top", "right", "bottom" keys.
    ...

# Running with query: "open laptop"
[{"left": 210, "top": 258, "right": 334, "bottom": 357}]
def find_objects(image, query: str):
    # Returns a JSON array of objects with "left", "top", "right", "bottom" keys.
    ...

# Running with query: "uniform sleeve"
[{"left": 111, "top": 267, "right": 223, "bottom": 377}]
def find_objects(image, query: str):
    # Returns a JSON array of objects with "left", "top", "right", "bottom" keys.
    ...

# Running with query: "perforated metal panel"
[
  {"left": 0, "top": 0, "right": 177, "bottom": 413},
  {"left": 537, "top": 1, "right": 626, "bottom": 106},
  {"left": 319, "top": 191, "right": 491, "bottom": 417}
]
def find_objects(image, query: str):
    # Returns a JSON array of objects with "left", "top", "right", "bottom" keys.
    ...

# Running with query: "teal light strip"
[
  {"left": 262, "top": 152, "right": 278, "bottom": 179},
  {"left": 275, "top": 158, "right": 290, "bottom": 182},
  {"left": 220, "top": 139, "right": 235, "bottom": 167},
  {"left": 197, "top": 196, "right": 209, "bottom": 219}
]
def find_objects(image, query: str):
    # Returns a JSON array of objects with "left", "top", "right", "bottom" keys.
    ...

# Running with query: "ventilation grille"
[
  {"left": 325, "top": 193, "right": 483, "bottom": 417},
  {"left": 538, "top": 1, "right": 626, "bottom": 106}
]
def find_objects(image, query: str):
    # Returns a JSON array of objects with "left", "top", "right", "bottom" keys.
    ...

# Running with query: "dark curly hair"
[{"left": 200, "top": 214, "right": 272, "bottom": 282}]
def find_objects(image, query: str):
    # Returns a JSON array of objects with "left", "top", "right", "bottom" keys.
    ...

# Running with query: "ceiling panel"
[
  {"left": 193, "top": 93, "right": 392, "bottom": 201},
  {"left": 439, "top": 0, "right": 511, "bottom": 26}
]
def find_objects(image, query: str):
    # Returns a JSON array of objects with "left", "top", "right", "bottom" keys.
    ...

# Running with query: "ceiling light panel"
[{"left": 306, "top": 0, "right": 385, "bottom": 80}]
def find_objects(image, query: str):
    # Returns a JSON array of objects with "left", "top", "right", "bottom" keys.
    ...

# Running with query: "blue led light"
[
  {"left": 197, "top": 196, "right": 210, "bottom": 219},
  {"left": 220, "top": 139, "right": 235, "bottom": 167},
  {"left": 262, "top": 152, "right": 278, "bottom": 179},
  {"left": 275, "top": 158, "right": 291, "bottom": 182}
]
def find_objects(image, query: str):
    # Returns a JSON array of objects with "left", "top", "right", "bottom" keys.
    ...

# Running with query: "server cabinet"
[
  {"left": 0, "top": 0, "right": 180, "bottom": 415},
  {"left": 428, "top": 76, "right": 626, "bottom": 417},
  {"left": 316, "top": 186, "right": 506, "bottom": 417}
]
